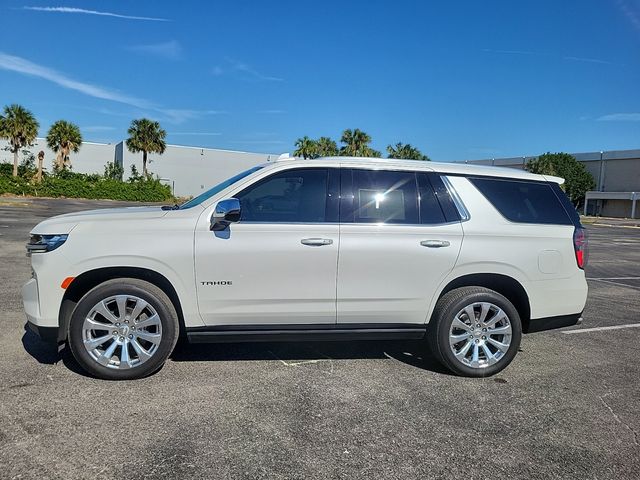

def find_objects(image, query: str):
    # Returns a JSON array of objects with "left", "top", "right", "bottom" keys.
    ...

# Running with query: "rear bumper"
[{"left": 526, "top": 313, "right": 583, "bottom": 333}]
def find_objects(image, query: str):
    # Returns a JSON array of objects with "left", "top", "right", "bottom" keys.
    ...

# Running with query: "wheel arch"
[
  {"left": 58, "top": 266, "right": 186, "bottom": 343},
  {"left": 433, "top": 273, "right": 531, "bottom": 331}
]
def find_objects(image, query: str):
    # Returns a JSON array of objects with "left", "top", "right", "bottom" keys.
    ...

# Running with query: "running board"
[{"left": 186, "top": 324, "right": 426, "bottom": 343}]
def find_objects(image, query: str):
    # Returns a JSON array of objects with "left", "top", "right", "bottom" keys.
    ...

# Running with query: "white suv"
[{"left": 23, "top": 157, "right": 588, "bottom": 380}]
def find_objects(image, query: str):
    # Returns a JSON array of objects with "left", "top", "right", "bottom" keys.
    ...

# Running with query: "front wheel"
[
  {"left": 68, "top": 278, "right": 179, "bottom": 380},
  {"left": 427, "top": 287, "right": 522, "bottom": 377}
]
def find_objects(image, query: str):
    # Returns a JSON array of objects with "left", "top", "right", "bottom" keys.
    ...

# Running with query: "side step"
[{"left": 186, "top": 324, "right": 427, "bottom": 343}]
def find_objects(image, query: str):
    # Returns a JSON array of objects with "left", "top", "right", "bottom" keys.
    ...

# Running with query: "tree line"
[
  {"left": 0, "top": 104, "right": 167, "bottom": 181},
  {"left": 294, "top": 128, "right": 430, "bottom": 161}
]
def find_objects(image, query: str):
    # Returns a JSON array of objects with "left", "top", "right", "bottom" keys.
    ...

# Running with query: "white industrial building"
[
  {"left": 1, "top": 138, "right": 638, "bottom": 217},
  {"left": 0, "top": 138, "right": 277, "bottom": 197}
]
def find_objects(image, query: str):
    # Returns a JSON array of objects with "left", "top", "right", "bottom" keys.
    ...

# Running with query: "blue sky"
[{"left": 1, "top": 0, "right": 639, "bottom": 160}]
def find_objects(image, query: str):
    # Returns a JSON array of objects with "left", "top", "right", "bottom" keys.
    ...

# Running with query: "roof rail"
[{"left": 277, "top": 153, "right": 293, "bottom": 161}]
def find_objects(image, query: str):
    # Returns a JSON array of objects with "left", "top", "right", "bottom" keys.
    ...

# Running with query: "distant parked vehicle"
[{"left": 23, "top": 156, "right": 588, "bottom": 379}]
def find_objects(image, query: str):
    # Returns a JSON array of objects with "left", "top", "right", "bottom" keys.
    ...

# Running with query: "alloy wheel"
[
  {"left": 82, "top": 295, "right": 162, "bottom": 369},
  {"left": 448, "top": 302, "right": 512, "bottom": 369}
]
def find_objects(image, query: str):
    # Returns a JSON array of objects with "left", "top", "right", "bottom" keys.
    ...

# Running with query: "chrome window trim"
[
  {"left": 441, "top": 175, "right": 471, "bottom": 222},
  {"left": 235, "top": 221, "right": 460, "bottom": 227}
]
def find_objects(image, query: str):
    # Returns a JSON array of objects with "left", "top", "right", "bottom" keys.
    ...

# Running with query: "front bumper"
[
  {"left": 26, "top": 320, "right": 59, "bottom": 343},
  {"left": 22, "top": 277, "right": 60, "bottom": 344}
]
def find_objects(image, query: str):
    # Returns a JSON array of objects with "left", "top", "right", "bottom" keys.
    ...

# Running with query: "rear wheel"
[
  {"left": 68, "top": 278, "right": 179, "bottom": 380},
  {"left": 427, "top": 287, "right": 522, "bottom": 377}
]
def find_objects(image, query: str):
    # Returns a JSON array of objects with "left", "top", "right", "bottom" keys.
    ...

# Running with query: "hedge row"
[{"left": 0, "top": 173, "right": 173, "bottom": 202}]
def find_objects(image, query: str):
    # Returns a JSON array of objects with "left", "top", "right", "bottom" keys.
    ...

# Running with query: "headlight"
[{"left": 26, "top": 234, "right": 69, "bottom": 255}]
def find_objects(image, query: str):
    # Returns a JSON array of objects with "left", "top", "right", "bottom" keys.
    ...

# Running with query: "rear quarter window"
[{"left": 469, "top": 177, "right": 572, "bottom": 225}]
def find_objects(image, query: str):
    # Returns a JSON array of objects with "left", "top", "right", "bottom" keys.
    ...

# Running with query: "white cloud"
[
  {"left": 563, "top": 56, "right": 614, "bottom": 65},
  {"left": 0, "top": 51, "right": 221, "bottom": 124},
  {"left": 128, "top": 40, "right": 182, "bottom": 60},
  {"left": 82, "top": 126, "right": 116, "bottom": 132},
  {"left": 232, "top": 140, "right": 286, "bottom": 145},
  {"left": 617, "top": 0, "right": 640, "bottom": 32},
  {"left": 483, "top": 49, "right": 616, "bottom": 66},
  {"left": 23, "top": 6, "right": 169, "bottom": 21},
  {"left": 159, "top": 109, "right": 225, "bottom": 124},
  {"left": 596, "top": 113, "right": 640, "bottom": 122},
  {"left": 169, "top": 132, "right": 222, "bottom": 136},
  {"left": 0, "top": 51, "right": 154, "bottom": 109},
  {"left": 212, "top": 58, "right": 283, "bottom": 82}
]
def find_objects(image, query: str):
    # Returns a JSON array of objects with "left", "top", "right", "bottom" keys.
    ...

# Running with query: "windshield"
[{"left": 179, "top": 166, "right": 264, "bottom": 209}]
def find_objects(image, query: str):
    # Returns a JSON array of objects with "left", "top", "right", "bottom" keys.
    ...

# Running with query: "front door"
[
  {"left": 194, "top": 167, "right": 340, "bottom": 326},
  {"left": 337, "top": 168, "right": 463, "bottom": 325}
]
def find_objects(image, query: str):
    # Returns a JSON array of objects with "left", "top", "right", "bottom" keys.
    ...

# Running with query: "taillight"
[{"left": 573, "top": 227, "right": 588, "bottom": 269}]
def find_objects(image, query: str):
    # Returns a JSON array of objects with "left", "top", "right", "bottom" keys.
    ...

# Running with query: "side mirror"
[{"left": 210, "top": 198, "right": 241, "bottom": 231}]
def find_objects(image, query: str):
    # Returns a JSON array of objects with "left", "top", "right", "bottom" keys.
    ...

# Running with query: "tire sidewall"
[
  {"left": 437, "top": 291, "right": 522, "bottom": 377},
  {"left": 68, "top": 280, "right": 178, "bottom": 380}
]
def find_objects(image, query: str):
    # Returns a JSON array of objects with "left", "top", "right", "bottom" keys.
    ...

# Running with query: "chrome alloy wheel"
[
  {"left": 82, "top": 295, "right": 162, "bottom": 369},
  {"left": 448, "top": 302, "right": 512, "bottom": 369}
]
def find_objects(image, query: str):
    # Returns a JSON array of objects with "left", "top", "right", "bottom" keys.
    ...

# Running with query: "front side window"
[
  {"left": 348, "top": 169, "right": 419, "bottom": 224},
  {"left": 179, "top": 166, "right": 263, "bottom": 209},
  {"left": 235, "top": 168, "right": 331, "bottom": 223}
]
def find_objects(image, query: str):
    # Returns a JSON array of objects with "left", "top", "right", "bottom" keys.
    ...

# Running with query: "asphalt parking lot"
[{"left": 0, "top": 197, "right": 638, "bottom": 480}]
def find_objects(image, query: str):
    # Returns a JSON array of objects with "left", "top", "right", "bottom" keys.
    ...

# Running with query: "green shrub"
[
  {"left": 104, "top": 161, "right": 124, "bottom": 181},
  {"left": 0, "top": 161, "right": 172, "bottom": 202}
]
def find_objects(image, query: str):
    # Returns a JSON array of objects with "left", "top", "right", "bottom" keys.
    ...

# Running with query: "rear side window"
[
  {"left": 416, "top": 174, "right": 446, "bottom": 224},
  {"left": 348, "top": 169, "right": 419, "bottom": 224},
  {"left": 550, "top": 182, "right": 582, "bottom": 226},
  {"left": 470, "top": 177, "right": 572, "bottom": 225}
]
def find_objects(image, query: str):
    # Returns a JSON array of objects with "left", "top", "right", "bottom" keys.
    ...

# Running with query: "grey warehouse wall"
[{"left": 460, "top": 149, "right": 640, "bottom": 218}]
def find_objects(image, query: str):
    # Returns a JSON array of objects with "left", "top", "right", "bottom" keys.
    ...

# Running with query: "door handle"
[
  {"left": 301, "top": 238, "right": 333, "bottom": 246},
  {"left": 420, "top": 239, "right": 450, "bottom": 248}
]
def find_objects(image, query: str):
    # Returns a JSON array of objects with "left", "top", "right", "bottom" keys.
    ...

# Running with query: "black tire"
[
  {"left": 426, "top": 287, "right": 522, "bottom": 377},
  {"left": 68, "top": 278, "right": 179, "bottom": 380}
]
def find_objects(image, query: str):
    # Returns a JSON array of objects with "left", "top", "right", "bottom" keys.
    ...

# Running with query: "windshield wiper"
[{"left": 161, "top": 204, "right": 180, "bottom": 211}]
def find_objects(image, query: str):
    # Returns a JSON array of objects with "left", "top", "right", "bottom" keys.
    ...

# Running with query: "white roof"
[{"left": 272, "top": 156, "right": 564, "bottom": 184}]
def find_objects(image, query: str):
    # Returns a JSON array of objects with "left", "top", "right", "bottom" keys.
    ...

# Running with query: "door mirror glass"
[{"left": 210, "top": 198, "right": 241, "bottom": 231}]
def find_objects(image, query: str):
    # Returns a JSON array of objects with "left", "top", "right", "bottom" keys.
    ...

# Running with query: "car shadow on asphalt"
[
  {"left": 21, "top": 325, "right": 91, "bottom": 377},
  {"left": 21, "top": 327, "right": 452, "bottom": 377},
  {"left": 170, "top": 339, "right": 453, "bottom": 375}
]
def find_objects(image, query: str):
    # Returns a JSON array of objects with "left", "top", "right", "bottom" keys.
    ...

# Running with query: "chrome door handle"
[
  {"left": 420, "top": 239, "right": 450, "bottom": 248},
  {"left": 301, "top": 238, "right": 333, "bottom": 246}
]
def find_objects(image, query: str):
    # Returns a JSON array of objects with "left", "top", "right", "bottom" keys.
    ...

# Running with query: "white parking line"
[
  {"left": 588, "top": 277, "right": 640, "bottom": 280},
  {"left": 587, "top": 278, "right": 640, "bottom": 290},
  {"left": 562, "top": 323, "right": 640, "bottom": 334}
]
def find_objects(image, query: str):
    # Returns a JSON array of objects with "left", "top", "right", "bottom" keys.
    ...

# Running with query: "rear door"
[{"left": 337, "top": 168, "right": 463, "bottom": 325}]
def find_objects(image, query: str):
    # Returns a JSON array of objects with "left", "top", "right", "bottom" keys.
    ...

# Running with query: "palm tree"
[
  {"left": 46, "top": 120, "right": 82, "bottom": 171},
  {"left": 386, "top": 142, "right": 430, "bottom": 161},
  {"left": 316, "top": 136, "right": 338, "bottom": 157},
  {"left": 0, "top": 104, "right": 39, "bottom": 177},
  {"left": 339, "top": 128, "right": 380, "bottom": 157},
  {"left": 36, "top": 150, "right": 45, "bottom": 183},
  {"left": 126, "top": 118, "right": 167, "bottom": 176},
  {"left": 293, "top": 136, "right": 318, "bottom": 159}
]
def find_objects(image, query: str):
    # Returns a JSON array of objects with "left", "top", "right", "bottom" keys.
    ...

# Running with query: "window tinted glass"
[
  {"left": 470, "top": 177, "right": 572, "bottom": 225},
  {"left": 236, "top": 168, "right": 329, "bottom": 223},
  {"left": 550, "top": 182, "right": 581, "bottom": 226},
  {"left": 179, "top": 166, "right": 263, "bottom": 209},
  {"left": 350, "top": 170, "right": 418, "bottom": 224},
  {"left": 417, "top": 174, "right": 446, "bottom": 224}
]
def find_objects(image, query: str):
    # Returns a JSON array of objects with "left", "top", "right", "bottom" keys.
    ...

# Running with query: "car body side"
[{"left": 22, "top": 158, "right": 588, "bottom": 343}]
